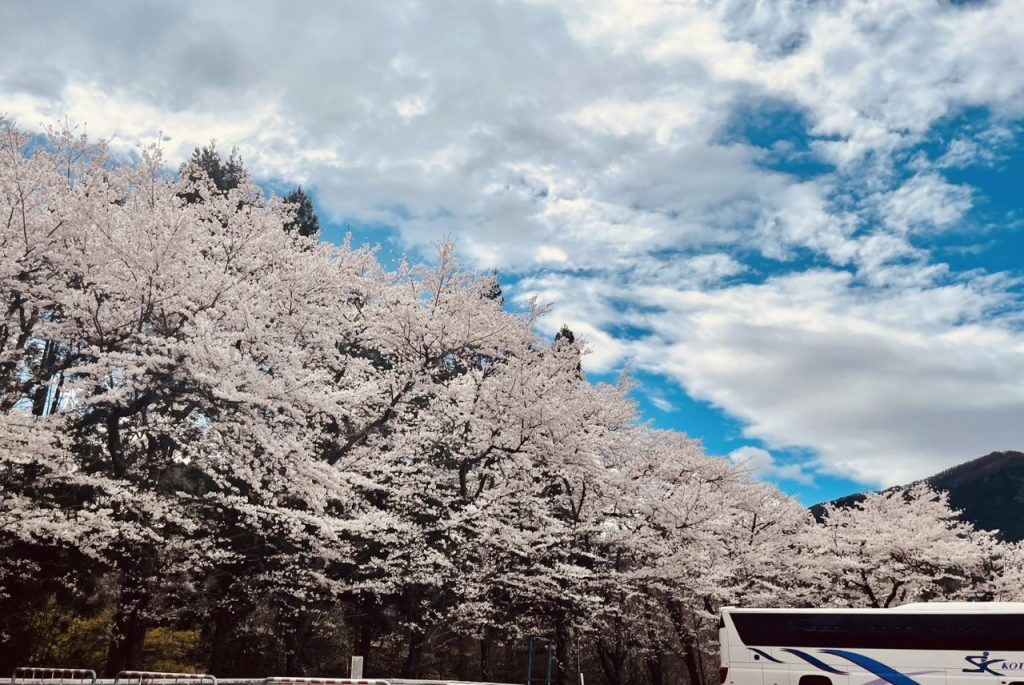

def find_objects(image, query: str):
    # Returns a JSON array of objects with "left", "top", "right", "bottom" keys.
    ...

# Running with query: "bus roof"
[{"left": 722, "top": 602, "right": 1024, "bottom": 614}]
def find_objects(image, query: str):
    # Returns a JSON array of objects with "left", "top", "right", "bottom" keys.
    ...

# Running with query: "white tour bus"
[{"left": 720, "top": 603, "right": 1024, "bottom": 685}]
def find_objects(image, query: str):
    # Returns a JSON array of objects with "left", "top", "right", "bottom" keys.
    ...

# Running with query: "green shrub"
[{"left": 143, "top": 627, "right": 204, "bottom": 673}]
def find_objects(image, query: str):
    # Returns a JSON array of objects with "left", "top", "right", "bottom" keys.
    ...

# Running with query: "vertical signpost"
[{"left": 350, "top": 656, "right": 364, "bottom": 679}]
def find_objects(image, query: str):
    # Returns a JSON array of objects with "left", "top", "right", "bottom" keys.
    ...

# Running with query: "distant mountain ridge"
[{"left": 811, "top": 451, "right": 1024, "bottom": 542}]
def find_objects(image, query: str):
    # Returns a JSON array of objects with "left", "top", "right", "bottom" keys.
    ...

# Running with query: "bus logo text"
[{"left": 964, "top": 653, "right": 1024, "bottom": 675}]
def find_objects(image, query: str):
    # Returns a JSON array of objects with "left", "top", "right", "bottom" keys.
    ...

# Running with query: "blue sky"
[{"left": 4, "top": 0, "right": 1023, "bottom": 504}]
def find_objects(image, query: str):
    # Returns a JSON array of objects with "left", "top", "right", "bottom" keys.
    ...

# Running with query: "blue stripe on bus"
[
  {"left": 781, "top": 649, "right": 848, "bottom": 675},
  {"left": 821, "top": 649, "right": 921, "bottom": 685},
  {"left": 749, "top": 648, "right": 784, "bottom": 663}
]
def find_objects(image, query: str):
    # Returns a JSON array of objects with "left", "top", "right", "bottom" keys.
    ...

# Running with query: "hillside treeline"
[{"left": 1, "top": 120, "right": 1021, "bottom": 685}]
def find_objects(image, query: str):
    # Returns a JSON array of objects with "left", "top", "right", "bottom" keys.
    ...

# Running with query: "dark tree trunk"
[
  {"left": 666, "top": 600, "right": 704, "bottom": 685},
  {"left": 682, "top": 637, "right": 703, "bottom": 685},
  {"left": 646, "top": 652, "right": 665, "bottom": 685},
  {"left": 205, "top": 603, "right": 236, "bottom": 675},
  {"left": 595, "top": 640, "right": 623, "bottom": 685},
  {"left": 399, "top": 586, "right": 426, "bottom": 679},
  {"left": 401, "top": 584, "right": 438, "bottom": 679},
  {"left": 401, "top": 629, "right": 425, "bottom": 678},
  {"left": 353, "top": 595, "right": 378, "bottom": 673},
  {"left": 30, "top": 339, "right": 60, "bottom": 416},
  {"left": 480, "top": 634, "right": 494, "bottom": 682},
  {"left": 554, "top": 614, "right": 571, "bottom": 685},
  {"left": 104, "top": 554, "right": 156, "bottom": 676},
  {"left": 282, "top": 610, "right": 313, "bottom": 676}
]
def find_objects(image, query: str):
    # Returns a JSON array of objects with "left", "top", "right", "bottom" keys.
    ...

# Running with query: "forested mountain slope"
[{"left": 812, "top": 451, "right": 1024, "bottom": 541}]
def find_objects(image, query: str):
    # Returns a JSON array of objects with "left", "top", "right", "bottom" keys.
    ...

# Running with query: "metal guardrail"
[
  {"left": 263, "top": 680, "right": 389, "bottom": 685},
  {"left": 11, "top": 679, "right": 515, "bottom": 685},
  {"left": 229, "top": 681, "right": 514, "bottom": 685},
  {"left": 260, "top": 679, "right": 522, "bottom": 685},
  {"left": 13, "top": 670, "right": 514, "bottom": 685},
  {"left": 114, "top": 673, "right": 216, "bottom": 685},
  {"left": 11, "top": 669, "right": 97, "bottom": 685}
]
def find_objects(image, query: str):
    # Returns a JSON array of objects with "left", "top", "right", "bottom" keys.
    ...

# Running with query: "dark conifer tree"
[
  {"left": 554, "top": 325, "right": 583, "bottom": 379},
  {"left": 282, "top": 186, "right": 321, "bottom": 239},
  {"left": 179, "top": 142, "right": 246, "bottom": 204},
  {"left": 483, "top": 270, "right": 504, "bottom": 306}
]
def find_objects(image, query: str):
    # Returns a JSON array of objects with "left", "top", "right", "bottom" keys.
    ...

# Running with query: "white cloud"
[
  {"left": 4, "top": 0, "right": 1024, "bottom": 487},
  {"left": 395, "top": 95, "right": 431, "bottom": 120},
  {"left": 878, "top": 174, "right": 973, "bottom": 236},
  {"left": 637, "top": 271, "right": 1024, "bottom": 487},
  {"left": 936, "top": 138, "right": 987, "bottom": 169},
  {"left": 728, "top": 446, "right": 815, "bottom": 486},
  {"left": 535, "top": 245, "right": 569, "bottom": 264},
  {"left": 648, "top": 394, "right": 676, "bottom": 413}
]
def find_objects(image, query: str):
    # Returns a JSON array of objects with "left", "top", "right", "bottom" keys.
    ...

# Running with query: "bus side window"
[{"left": 799, "top": 677, "right": 831, "bottom": 685}]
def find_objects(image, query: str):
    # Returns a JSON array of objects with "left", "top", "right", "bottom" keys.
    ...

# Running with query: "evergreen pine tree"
[
  {"left": 179, "top": 141, "right": 246, "bottom": 204},
  {"left": 554, "top": 325, "right": 575, "bottom": 346},
  {"left": 483, "top": 270, "right": 504, "bottom": 305},
  {"left": 283, "top": 186, "right": 321, "bottom": 239},
  {"left": 554, "top": 324, "right": 583, "bottom": 378}
]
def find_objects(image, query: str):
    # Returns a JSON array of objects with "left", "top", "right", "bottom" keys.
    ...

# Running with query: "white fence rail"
[
  {"left": 11, "top": 673, "right": 517, "bottom": 685},
  {"left": 10, "top": 669, "right": 97, "bottom": 685}
]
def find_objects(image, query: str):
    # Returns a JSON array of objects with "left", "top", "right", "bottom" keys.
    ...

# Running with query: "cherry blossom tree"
[
  {"left": 0, "top": 119, "right": 374, "bottom": 673},
  {"left": 597, "top": 431, "right": 813, "bottom": 685},
  {"left": 2, "top": 117, "right": 1015, "bottom": 684},
  {"left": 812, "top": 484, "right": 995, "bottom": 608},
  {"left": 984, "top": 541, "right": 1024, "bottom": 601}
]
